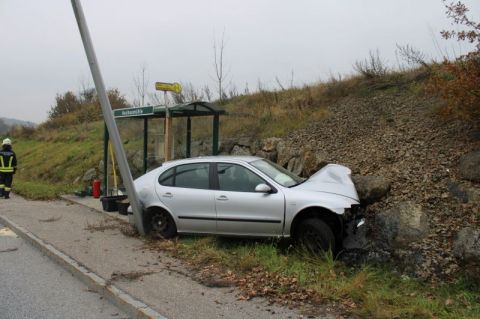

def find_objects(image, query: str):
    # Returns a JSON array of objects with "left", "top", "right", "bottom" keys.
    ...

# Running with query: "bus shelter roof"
[{"left": 113, "top": 101, "right": 226, "bottom": 119}]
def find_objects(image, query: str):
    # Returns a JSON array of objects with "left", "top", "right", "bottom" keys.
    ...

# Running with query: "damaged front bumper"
[{"left": 344, "top": 204, "right": 366, "bottom": 234}]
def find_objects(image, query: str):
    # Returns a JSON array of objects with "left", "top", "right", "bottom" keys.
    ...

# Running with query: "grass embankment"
[
  {"left": 12, "top": 122, "right": 104, "bottom": 199},
  {"left": 152, "top": 236, "right": 480, "bottom": 319}
]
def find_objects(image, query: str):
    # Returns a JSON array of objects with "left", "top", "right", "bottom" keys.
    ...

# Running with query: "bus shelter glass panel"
[
  {"left": 190, "top": 116, "right": 213, "bottom": 157},
  {"left": 147, "top": 118, "right": 165, "bottom": 170},
  {"left": 173, "top": 117, "right": 187, "bottom": 159},
  {"left": 117, "top": 117, "right": 144, "bottom": 179}
]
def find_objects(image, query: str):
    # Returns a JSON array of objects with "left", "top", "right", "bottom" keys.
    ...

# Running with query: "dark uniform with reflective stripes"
[{"left": 0, "top": 144, "right": 16, "bottom": 199}]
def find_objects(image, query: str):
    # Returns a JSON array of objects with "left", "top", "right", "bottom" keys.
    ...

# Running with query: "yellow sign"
[{"left": 155, "top": 82, "right": 182, "bottom": 94}]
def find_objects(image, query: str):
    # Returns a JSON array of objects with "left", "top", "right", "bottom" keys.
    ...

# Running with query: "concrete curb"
[{"left": 0, "top": 214, "right": 168, "bottom": 319}]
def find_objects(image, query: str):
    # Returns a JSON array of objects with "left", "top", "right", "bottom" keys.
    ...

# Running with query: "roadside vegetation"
[
  {"left": 7, "top": 54, "right": 478, "bottom": 319},
  {"left": 4, "top": 2, "right": 479, "bottom": 317},
  {"left": 140, "top": 235, "right": 480, "bottom": 319}
]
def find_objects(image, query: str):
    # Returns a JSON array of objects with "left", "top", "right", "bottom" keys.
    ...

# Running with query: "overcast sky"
[{"left": 1, "top": 0, "right": 478, "bottom": 123}]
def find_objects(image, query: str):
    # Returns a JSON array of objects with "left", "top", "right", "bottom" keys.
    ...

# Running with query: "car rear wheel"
[
  {"left": 295, "top": 218, "right": 336, "bottom": 253},
  {"left": 148, "top": 210, "right": 177, "bottom": 239}
]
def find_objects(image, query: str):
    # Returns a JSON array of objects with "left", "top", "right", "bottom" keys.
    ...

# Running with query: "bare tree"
[
  {"left": 227, "top": 83, "right": 239, "bottom": 98},
  {"left": 203, "top": 85, "right": 212, "bottom": 101},
  {"left": 133, "top": 64, "right": 149, "bottom": 106},
  {"left": 289, "top": 69, "right": 295, "bottom": 88},
  {"left": 275, "top": 76, "right": 286, "bottom": 91},
  {"left": 173, "top": 82, "right": 204, "bottom": 104},
  {"left": 77, "top": 76, "right": 95, "bottom": 104},
  {"left": 148, "top": 91, "right": 166, "bottom": 106},
  {"left": 396, "top": 44, "right": 429, "bottom": 68},
  {"left": 213, "top": 29, "right": 230, "bottom": 102},
  {"left": 244, "top": 82, "right": 250, "bottom": 95}
]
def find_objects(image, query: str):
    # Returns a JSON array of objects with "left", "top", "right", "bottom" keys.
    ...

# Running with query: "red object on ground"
[{"left": 92, "top": 179, "right": 101, "bottom": 198}]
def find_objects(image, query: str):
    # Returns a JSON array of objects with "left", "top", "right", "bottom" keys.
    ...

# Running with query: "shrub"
[
  {"left": 428, "top": 1, "right": 480, "bottom": 123},
  {"left": 354, "top": 50, "right": 389, "bottom": 79},
  {"left": 429, "top": 57, "right": 480, "bottom": 121}
]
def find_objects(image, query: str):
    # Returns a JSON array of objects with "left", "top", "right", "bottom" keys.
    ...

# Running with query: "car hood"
[{"left": 294, "top": 164, "right": 359, "bottom": 202}]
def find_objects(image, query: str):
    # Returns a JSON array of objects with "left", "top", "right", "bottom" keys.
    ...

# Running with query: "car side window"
[
  {"left": 158, "top": 168, "right": 175, "bottom": 186},
  {"left": 158, "top": 163, "right": 210, "bottom": 189},
  {"left": 217, "top": 163, "right": 265, "bottom": 192}
]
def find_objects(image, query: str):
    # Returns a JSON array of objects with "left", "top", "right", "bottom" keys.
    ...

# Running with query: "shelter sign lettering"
[{"left": 114, "top": 106, "right": 154, "bottom": 118}]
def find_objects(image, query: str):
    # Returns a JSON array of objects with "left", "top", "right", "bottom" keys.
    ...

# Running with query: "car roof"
[{"left": 162, "top": 155, "right": 262, "bottom": 167}]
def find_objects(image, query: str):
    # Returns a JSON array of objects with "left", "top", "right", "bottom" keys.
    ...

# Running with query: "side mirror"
[{"left": 255, "top": 183, "right": 272, "bottom": 193}]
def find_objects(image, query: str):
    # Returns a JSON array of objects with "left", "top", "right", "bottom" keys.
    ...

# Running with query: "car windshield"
[{"left": 250, "top": 159, "right": 305, "bottom": 187}]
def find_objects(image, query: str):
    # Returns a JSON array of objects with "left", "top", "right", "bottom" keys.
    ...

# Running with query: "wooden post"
[
  {"left": 164, "top": 91, "right": 173, "bottom": 161},
  {"left": 164, "top": 115, "right": 173, "bottom": 161}
]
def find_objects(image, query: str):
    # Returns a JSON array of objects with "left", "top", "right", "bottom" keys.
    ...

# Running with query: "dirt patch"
[
  {"left": 38, "top": 216, "right": 62, "bottom": 223},
  {"left": 84, "top": 216, "right": 140, "bottom": 238},
  {"left": 108, "top": 270, "right": 156, "bottom": 284},
  {"left": 0, "top": 248, "right": 18, "bottom": 253},
  {"left": 84, "top": 219, "right": 118, "bottom": 232},
  {"left": 118, "top": 223, "right": 140, "bottom": 238}
]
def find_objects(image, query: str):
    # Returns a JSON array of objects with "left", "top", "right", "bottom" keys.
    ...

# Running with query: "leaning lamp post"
[{"left": 70, "top": 0, "right": 146, "bottom": 235}]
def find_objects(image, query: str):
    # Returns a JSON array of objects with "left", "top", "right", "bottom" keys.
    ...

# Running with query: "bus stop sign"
[{"left": 155, "top": 82, "right": 182, "bottom": 94}]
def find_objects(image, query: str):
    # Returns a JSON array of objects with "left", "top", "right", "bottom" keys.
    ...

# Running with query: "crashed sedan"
[{"left": 133, "top": 156, "right": 364, "bottom": 252}]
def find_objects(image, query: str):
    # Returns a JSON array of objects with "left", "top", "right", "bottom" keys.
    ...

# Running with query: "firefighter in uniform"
[{"left": 0, "top": 138, "right": 17, "bottom": 199}]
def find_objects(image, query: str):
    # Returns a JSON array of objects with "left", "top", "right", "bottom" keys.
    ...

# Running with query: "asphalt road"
[{"left": 0, "top": 223, "right": 128, "bottom": 319}]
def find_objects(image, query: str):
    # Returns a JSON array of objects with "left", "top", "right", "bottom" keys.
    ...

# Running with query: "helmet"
[{"left": 2, "top": 138, "right": 11, "bottom": 145}]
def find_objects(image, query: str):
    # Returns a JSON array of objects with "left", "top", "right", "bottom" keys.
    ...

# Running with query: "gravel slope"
[{"left": 285, "top": 91, "right": 480, "bottom": 280}]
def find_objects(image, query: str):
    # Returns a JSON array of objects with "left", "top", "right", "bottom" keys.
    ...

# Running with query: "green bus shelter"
[{"left": 103, "top": 101, "right": 226, "bottom": 194}]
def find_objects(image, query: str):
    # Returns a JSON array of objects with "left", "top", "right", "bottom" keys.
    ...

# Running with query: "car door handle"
[
  {"left": 216, "top": 195, "right": 228, "bottom": 201},
  {"left": 163, "top": 192, "right": 173, "bottom": 198}
]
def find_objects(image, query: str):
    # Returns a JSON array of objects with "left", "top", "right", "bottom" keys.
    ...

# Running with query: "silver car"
[{"left": 133, "top": 156, "right": 363, "bottom": 252}]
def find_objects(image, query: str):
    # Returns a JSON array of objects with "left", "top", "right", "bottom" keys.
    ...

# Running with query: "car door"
[
  {"left": 155, "top": 162, "right": 216, "bottom": 234},
  {"left": 214, "top": 163, "right": 285, "bottom": 236}
]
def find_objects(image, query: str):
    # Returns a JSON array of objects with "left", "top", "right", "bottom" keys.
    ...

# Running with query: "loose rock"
[
  {"left": 352, "top": 175, "right": 391, "bottom": 204},
  {"left": 458, "top": 151, "right": 480, "bottom": 182},
  {"left": 375, "top": 201, "right": 429, "bottom": 250},
  {"left": 453, "top": 227, "right": 480, "bottom": 282}
]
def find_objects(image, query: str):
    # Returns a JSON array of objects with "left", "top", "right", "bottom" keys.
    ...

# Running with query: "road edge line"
[{"left": 0, "top": 214, "right": 167, "bottom": 319}]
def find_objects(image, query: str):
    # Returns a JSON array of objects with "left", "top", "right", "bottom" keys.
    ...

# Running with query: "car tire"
[
  {"left": 148, "top": 210, "right": 177, "bottom": 239},
  {"left": 295, "top": 218, "right": 336, "bottom": 253}
]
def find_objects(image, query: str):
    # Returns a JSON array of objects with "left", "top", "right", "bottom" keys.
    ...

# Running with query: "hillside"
[
  {"left": 1, "top": 117, "right": 36, "bottom": 127},
  {"left": 0, "top": 117, "right": 36, "bottom": 134},
  {"left": 9, "top": 68, "right": 480, "bottom": 282}
]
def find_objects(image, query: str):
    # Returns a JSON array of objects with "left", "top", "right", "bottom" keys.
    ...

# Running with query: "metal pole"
[
  {"left": 143, "top": 118, "right": 148, "bottom": 174},
  {"left": 103, "top": 123, "right": 108, "bottom": 196},
  {"left": 212, "top": 114, "right": 219, "bottom": 155},
  {"left": 70, "top": 0, "right": 146, "bottom": 235},
  {"left": 186, "top": 116, "right": 191, "bottom": 158}
]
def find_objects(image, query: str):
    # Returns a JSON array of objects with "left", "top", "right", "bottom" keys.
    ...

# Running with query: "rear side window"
[
  {"left": 158, "top": 168, "right": 175, "bottom": 186},
  {"left": 158, "top": 163, "right": 210, "bottom": 189}
]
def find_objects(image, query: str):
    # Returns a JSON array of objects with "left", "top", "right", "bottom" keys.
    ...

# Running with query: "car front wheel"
[
  {"left": 147, "top": 210, "right": 177, "bottom": 239},
  {"left": 295, "top": 218, "right": 336, "bottom": 253}
]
